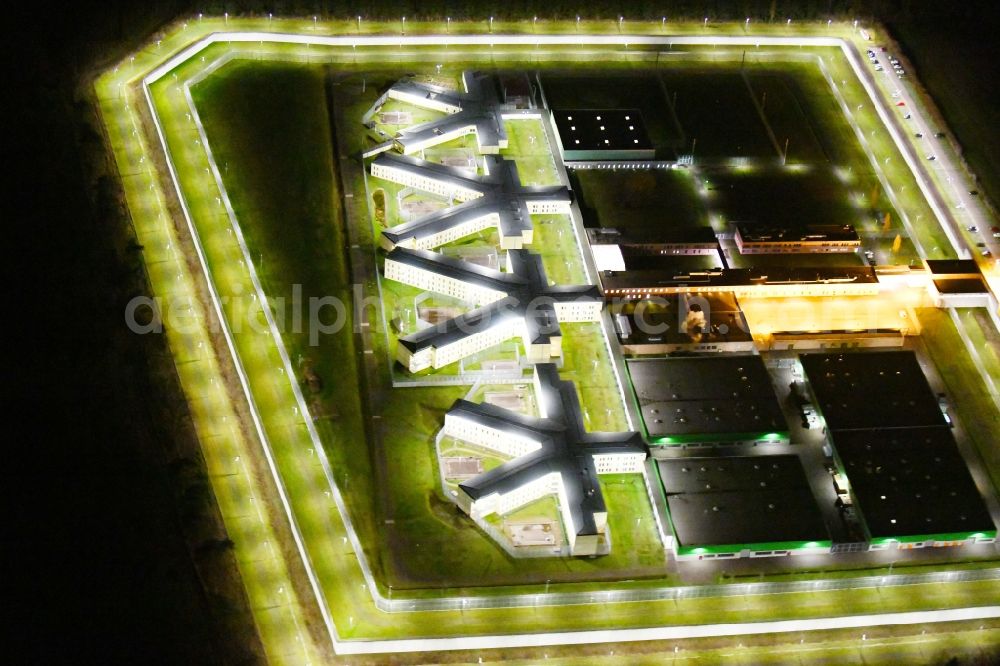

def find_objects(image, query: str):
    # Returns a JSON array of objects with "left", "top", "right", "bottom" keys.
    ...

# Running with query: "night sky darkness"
[{"left": 6, "top": 1, "right": 999, "bottom": 662}]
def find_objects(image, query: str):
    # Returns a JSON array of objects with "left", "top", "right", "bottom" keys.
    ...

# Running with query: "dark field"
[
  {"left": 572, "top": 168, "right": 707, "bottom": 231},
  {"left": 706, "top": 167, "right": 861, "bottom": 228},
  {"left": 540, "top": 72, "right": 682, "bottom": 156}
]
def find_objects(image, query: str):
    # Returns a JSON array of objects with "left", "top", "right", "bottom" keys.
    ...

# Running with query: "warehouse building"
[
  {"left": 443, "top": 364, "right": 647, "bottom": 556},
  {"left": 656, "top": 455, "right": 830, "bottom": 559},
  {"left": 588, "top": 227, "right": 723, "bottom": 273},
  {"left": 551, "top": 109, "right": 655, "bottom": 161},
  {"left": 372, "top": 153, "right": 570, "bottom": 250},
  {"left": 626, "top": 355, "right": 789, "bottom": 447},
  {"left": 600, "top": 265, "right": 880, "bottom": 299},
  {"left": 829, "top": 428, "right": 995, "bottom": 547},
  {"left": 385, "top": 248, "right": 601, "bottom": 372},
  {"left": 799, "top": 351, "right": 997, "bottom": 547},
  {"left": 798, "top": 351, "right": 947, "bottom": 432},
  {"left": 734, "top": 223, "right": 861, "bottom": 254}
]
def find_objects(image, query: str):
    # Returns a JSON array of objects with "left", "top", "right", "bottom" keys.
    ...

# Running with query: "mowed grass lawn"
[
  {"left": 917, "top": 308, "right": 1000, "bottom": 496},
  {"left": 572, "top": 168, "right": 707, "bottom": 232},
  {"left": 190, "top": 62, "right": 383, "bottom": 560}
]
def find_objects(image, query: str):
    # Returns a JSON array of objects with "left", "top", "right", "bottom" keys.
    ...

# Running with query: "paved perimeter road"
[{"left": 124, "top": 25, "right": 999, "bottom": 656}]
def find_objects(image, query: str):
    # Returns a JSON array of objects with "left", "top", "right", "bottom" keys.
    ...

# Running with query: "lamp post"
[
  {"left": 357, "top": 15, "right": 361, "bottom": 33},
  {"left": 489, "top": 16, "right": 494, "bottom": 33},
  {"left": 618, "top": 16, "right": 624, "bottom": 33},
  {"left": 402, "top": 16, "right": 406, "bottom": 36},
  {"left": 576, "top": 15, "right": 580, "bottom": 33},
  {"left": 662, "top": 17, "right": 666, "bottom": 31},
  {"left": 533, "top": 16, "right": 537, "bottom": 33},
  {"left": 447, "top": 17, "right": 451, "bottom": 33}
]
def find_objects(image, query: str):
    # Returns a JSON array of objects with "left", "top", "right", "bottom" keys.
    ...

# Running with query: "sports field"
[{"left": 95, "top": 15, "right": 1000, "bottom": 661}]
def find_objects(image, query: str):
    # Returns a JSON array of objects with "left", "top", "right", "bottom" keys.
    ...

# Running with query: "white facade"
[
  {"left": 396, "top": 123, "right": 481, "bottom": 155},
  {"left": 385, "top": 256, "right": 506, "bottom": 305},
  {"left": 554, "top": 300, "right": 603, "bottom": 322},
  {"left": 470, "top": 472, "right": 562, "bottom": 521},
  {"left": 430, "top": 316, "right": 525, "bottom": 370},
  {"left": 592, "top": 452, "right": 646, "bottom": 474},
  {"left": 603, "top": 282, "right": 881, "bottom": 299},
  {"left": 444, "top": 409, "right": 644, "bottom": 555},
  {"left": 384, "top": 211, "right": 500, "bottom": 251},
  {"left": 444, "top": 412, "right": 542, "bottom": 458},
  {"left": 386, "top": 253, "right": 599, "bottom": 371},
  {"left": 498, "top": 227, "right": 533, "bottom": 250},
  {"left": 371, "top": 161, "right": 483, "bottom": 202},
  {"left": 386, "top": 87, "right": 462, "bottom": 114},
  {"left": 525, "top": 199, "right": 572, "bottom": 215}
]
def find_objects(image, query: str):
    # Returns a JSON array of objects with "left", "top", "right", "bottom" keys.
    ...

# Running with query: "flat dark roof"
[
  {"left": 627, "top": 356, "right": 787, "bottom": 438},
  {"left": 925, "top": 259, "right": 982, "bottom": 276},
  {"left": 588, "top": 226, "right": 719, "bottom": 247},
  {"left": 553, "top": 109, "right": 652, "bottom": 152},
  {"left": 933, "top": 277, "right": 988, "bottom": 294},
  {"left": 799, "top": 351, "right": 947, "bottom": 431},
  {"left": 658, "top": 455, "right": 828, "bottom": 547},
  {"left": 736, "top": 223, "right": 860, "bottom": 244},
  {"left": 832, "top": 428, "right": 995, "bottom": 539},
  {"left": 601, "top": 265, "right": 878, "bottom": 292}
]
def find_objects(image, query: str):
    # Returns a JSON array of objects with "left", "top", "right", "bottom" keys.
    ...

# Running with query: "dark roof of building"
[
  {"left": 500, "top": 73, "right": 533, "bottom": 101},
  {"left": 398, "top": 299, "right": 530, "bottom": 352},
  {"left": 614, "top": 293, "right": 752, "bottom": 346},
  {"left": 933, "top": 277, "right": 988, "bottom": 294},
  {"left": 600, "top": 265, "right": 879, "bottom": 292},
  {"left": 925, "top": 259, "right": 982, "bottom": 276},
  {"left": 456, "top": 364, "right": 646, "bottom": 537},
  {"left": 390, "top": 248, "right": 600, "bottom": 353},
  {"left": 831, "top": 428, "right": 995, "bottom": 539},
  {"left": 736, "top": 223, "right": 860, "bottom": 244},
  {"left": 627, "top": 356, "right": 787, "bottom": 438},
  {"left": 587, "top": 226, "right": 719, "bottom": 248},
  {"left": 390, "top": 71, "right": 508, "bottom": 151},
  {"left": 387, "top": 246, "right": 522, "bottom": 294},
  {"left": 552, "top": 109, "right": 653, "bottom": 152},
  {"left": 375, "top": 153, "right": 569, "bottom": 246},
  {"left": 799, "top": 351, "right": 947, "bottom": 431},
  {"left": 657, "top": 455, "right": 828, "bottom": 547},
  {"left": 375, "top": 151, "right": 489, "bottom": 189}
]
